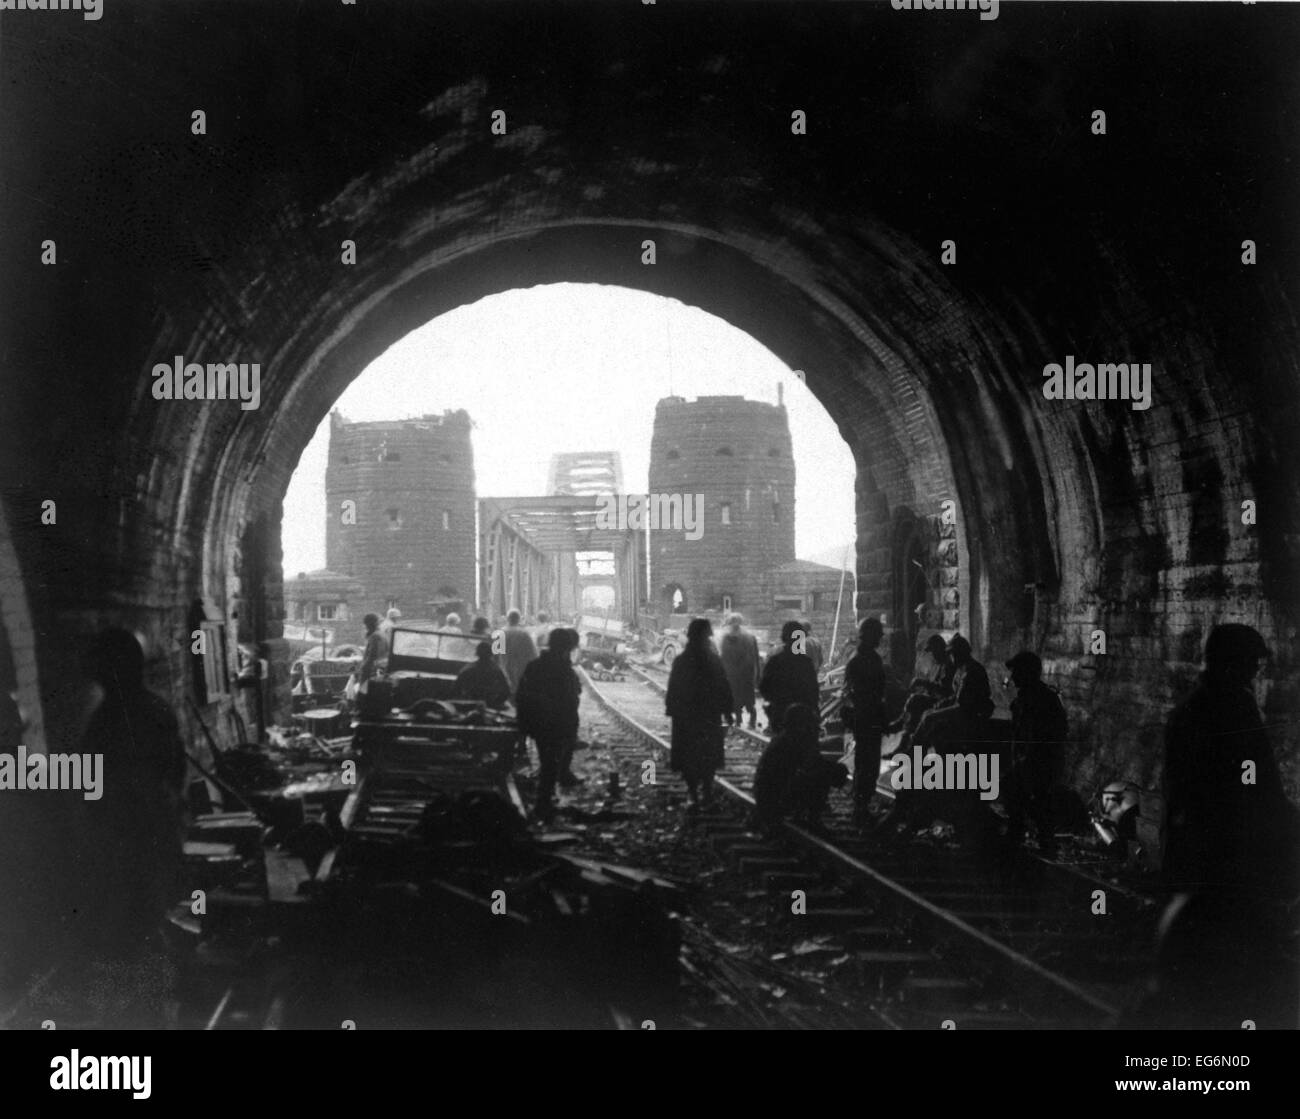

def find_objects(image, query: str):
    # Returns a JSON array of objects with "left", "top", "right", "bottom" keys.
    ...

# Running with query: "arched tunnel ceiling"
[
  {"left": 5, "top": 1, "right": 1295, "bottom": 509},
  {"left": 1, "top": 1, "right": 1298, "bottom": 788},
  {"left": 256, "top": 219, "right": 947, "bottom": 512}
]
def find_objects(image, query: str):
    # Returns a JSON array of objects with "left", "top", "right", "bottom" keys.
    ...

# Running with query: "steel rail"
[{"left": 581, "top": 666, "right": 1120, "bottom": 1022}]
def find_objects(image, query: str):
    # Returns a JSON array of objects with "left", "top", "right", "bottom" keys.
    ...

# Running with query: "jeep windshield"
[{"left": 388, "top": 627, "right": 482, "bottom": 671}]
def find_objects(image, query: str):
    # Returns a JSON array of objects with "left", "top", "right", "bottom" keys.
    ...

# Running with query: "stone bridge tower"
[
  {"left": 325, "top": 410, "right": 476, "bottom": 620},
  {"left": 648, "top": 395, "right": 796, "bottom": 619}
]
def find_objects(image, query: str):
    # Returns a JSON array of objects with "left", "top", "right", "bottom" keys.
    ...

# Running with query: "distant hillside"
[{"left": 798, "top": 544, "right": 855, "bottom": 572}]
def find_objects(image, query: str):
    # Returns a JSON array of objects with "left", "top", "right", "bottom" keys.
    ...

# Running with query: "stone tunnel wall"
[{"left": 0, "top": 2, "right": 1297, "bottom": 803}]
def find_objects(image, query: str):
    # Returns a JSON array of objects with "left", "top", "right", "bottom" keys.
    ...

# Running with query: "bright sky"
[{"left": 280, "top": 283, "right": 855, "bottom": 576}]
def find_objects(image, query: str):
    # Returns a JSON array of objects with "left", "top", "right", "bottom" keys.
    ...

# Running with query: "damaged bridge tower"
[
  {"left": 325, "top": 410, "right": 476, "bottom": 619},
  {"left": 648, "top": 394, "right": 796, "bottom": 619}
]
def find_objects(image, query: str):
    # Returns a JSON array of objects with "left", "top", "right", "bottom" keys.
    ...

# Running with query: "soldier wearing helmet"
[
  {"left": 1002, "top": 649, "right": 1069, "bottom": 857},
  {"left": 1163, "top": 624, "right": 1297, "bottom": 898},
  {"left": 911, "top": 632, "right": 994, "bottom": 757}
]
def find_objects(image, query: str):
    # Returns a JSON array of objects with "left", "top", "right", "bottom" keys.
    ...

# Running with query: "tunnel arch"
[{"left": 188, "top": 215, "right": 1029, "bottom": 661}]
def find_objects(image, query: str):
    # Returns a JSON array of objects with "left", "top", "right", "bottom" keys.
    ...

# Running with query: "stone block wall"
[
  {"left": 648, "top": 395, "right": 796, "bottom": 618},
  {"left": 324, "top": 410, "right": 476, "bottom": 620}
]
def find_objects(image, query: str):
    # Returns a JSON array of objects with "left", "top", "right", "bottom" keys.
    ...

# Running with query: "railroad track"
[{"left": 583, "top": 664, "right": 1157, "bottom": 1028}]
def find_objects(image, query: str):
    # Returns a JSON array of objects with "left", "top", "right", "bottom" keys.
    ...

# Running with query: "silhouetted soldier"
[
  {"left": 498, "top": 609, "right": 540, "bottom": 767},
  {"left": 499, "top": 608, "right": 538, "bottom": 697},
  {"left": 1163, "top": 624, "right": 1297, "bottom": 900},
  {"left": 913, "top": 633, "right": 956, "bottom": 700},
  {"left": 73, "top": 629, "right": 186, "bottom": 1024},
  {"left": 532, "top": 610, "right": 553, "bottom": 650},
  {"left": 760, "top": 620, "right": 820, "bottom": 733},
  {"left": 515, "top": 627, "right": 582, "bottom": 824},
  {"left": 452, "top": 641, "right": 512, "bottom": 709},
  {"left": 1002, "top": 650, "right": 1068, "bottom": 858},
  {"left": 1131, "top": 625, "right": 1300, "bottom": 1029},
  {"left": 357, "top": 612, "right": 388, "bottom": 685},
  {"left": 448, "top": 614, "right": 491, "bottom": 663},
  {"left": 719, "top": 613, "right": 761, "bottom": 729},
  {"left": 888, "top": 633, "right": 955, "bottom": 753},
  {"left": 666, "top": 618, "right": 734, "bottom": 811},
  {"left": 913, "top": 634, "right": 993, "bottom": 755},
  {"left": 843, "top": 618, "right": 887, "bottom": 824},
  {"left": 752, "top": 702, "right": 848, "bottom": 834}
]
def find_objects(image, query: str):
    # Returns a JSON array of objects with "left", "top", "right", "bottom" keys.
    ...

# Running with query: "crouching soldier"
[
  {"left": 1002, "top": 650, "right": 1068, "bottom": 858},
  {"left": 888, "top": 633, "right": 955, "bottom": 753},
  {"left": 752, "top": 703, "right": 849, "bottom": 835},
  {"left": 74, "top": 629, "right": 187, "bottom": 1025},
  {"left": 912, "top": 634, "right": 994, "bottom": 756}
]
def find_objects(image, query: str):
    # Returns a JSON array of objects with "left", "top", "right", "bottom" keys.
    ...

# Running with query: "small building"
[
  {"left": 759, "top": 558, "right": 855, "bottom": 655},
  {"left": 284, "top": 569, "right": 367, "bottom": 651}
]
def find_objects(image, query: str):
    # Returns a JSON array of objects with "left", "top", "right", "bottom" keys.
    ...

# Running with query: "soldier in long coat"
[{"left": 666, "top": 618, "right": 734, "bottom": 811}]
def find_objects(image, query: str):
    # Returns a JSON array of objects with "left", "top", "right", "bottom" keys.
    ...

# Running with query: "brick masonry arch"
[{"left": 190, "top": 219, "right": 991, "bottom": 702}]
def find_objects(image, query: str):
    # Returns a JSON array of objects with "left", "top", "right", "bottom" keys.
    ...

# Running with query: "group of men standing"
[
  {"left": 357, "top": 606, "right": 559, "bottom": 690},
  {"left": 351, "top": 607, "right": 1299, "bottom": 884},
  {"left": 657, "top": 610, "right": 1079, "bottom": 850},
  {"left": 839, "top": 618, "right": 1299, "bottom": 898},
  {"left": 669, "top": 614, "right": 830, "bottom": 816},
  {"left": 840, "top": 619, "right": 1069, "bottom": 850},
  {"left": 6, "top": 611, "right": 1288, "bottom": 1028},
  {"left": 435, "top": 608, "right": 583, "bottom": 823},
  {"left": 1, "top": 629, "right": 188, "bottom": 1025},
  {"left": 714, "top": 613, "right": 824, "bottom": 734},
  {"left": 664, "top": 613, "right": 827, "bottom": 811},
  {"left": 482, "top": 610, "right": 587, "bottom": 824},
  {"left": 511, "top": 621, "right": 584, "bottom": 824}
]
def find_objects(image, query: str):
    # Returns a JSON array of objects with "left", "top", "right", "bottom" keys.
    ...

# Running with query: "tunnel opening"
[
  {"left": 43, "top": 208, "right": 1009, "bottom": 800},
  {"left": 193, "top": 208, "right": 1293, "bottom": 803},
  {"left": 276, "top": 282, "right": 862, "bottom": 704},
  {"left": 33, "top": 205, "right": 1062, "bottom": 799}
]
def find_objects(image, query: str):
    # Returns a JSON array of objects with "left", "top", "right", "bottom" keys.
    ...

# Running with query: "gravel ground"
[{"left": 509, "top": 693, "right": 900, "bottom": 1028}]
